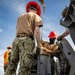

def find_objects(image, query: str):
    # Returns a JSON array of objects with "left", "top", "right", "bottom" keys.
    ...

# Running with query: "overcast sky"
[{"left": 0, "top": 0, "right": 75, "bottom": 74}]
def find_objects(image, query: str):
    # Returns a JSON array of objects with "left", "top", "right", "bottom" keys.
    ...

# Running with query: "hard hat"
[
  {"left": 26, "top": 1, "right": 41, "bottom": 16},
  {"left": 7, "top": 46, "right": 12, "bottom": 49},
  {"left": 48, "top": 31, "right": 57, "bottom": 39}
]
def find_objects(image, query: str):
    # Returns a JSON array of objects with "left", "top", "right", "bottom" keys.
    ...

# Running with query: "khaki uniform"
[
  {"left": 39, "top": 41, "right": 58, "bottom": 74},
  {"left": 5, "top": 12, "right": 42, "bottom": 75},
  {"left": 40, "top": 41, "right": 58, "bottom": 55}
]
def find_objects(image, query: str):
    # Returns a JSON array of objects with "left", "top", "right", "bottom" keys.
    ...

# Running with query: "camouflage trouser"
[{"left": 5, "top": 37, "right": 35, "bottom": 75}]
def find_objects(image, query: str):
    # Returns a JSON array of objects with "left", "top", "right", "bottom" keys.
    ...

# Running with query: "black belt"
[{"left": 16, "top": 35, "right": 34, "bottom": 40}]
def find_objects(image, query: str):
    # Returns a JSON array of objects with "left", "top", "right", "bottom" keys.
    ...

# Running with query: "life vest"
[{"left": 4, "top": 50, "right": 10, "bottom": 65}]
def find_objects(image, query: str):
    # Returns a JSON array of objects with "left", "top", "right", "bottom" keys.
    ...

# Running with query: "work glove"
[
  {"left": 62, "top": 6, "right": 68, "bottom": 18},
  {"left": 57, "top": 35, "right": 63, "bottom": 41},
  {"left": 36, "top": 47, "right": 40, "bottom": 55}
]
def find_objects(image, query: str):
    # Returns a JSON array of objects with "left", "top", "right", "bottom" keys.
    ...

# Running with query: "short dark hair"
[{"left": 29, "top": 6, "right": 37, "bottom": 11}]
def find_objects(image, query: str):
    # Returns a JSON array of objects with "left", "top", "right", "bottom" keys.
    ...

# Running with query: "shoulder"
[
  {"left": 19, "top": 13, "right": 26, "bottom": 18},
  {"left": 28, "top": 12, "right": 41, "bottom": 18},
  {"left": 53, "top": 43, "right": 58, "bottom": 48},
  {"left": 34, "top": 13, "right": 42, "bottom": 21},
  {"left": 43, "top": 41, "right": 49, "bottom": 45},
  {"left": 20, "top": 12, "right": 36, "bottom": 18},
  {"left": 44, "top": 41, "right": 49, "bottom": 43},
  {"left": 41, "top": 40, "right": 48, "bottom": 45}
]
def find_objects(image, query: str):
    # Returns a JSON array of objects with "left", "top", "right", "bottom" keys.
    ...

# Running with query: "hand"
[
  {"left": 36, "top": 47, "right": 40, "bottom": 55},
  {"left": 57, "top": 35, "right": 63, "bottom": 41}
]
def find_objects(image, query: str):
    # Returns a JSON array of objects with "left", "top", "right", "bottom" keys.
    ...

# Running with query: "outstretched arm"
[{"left": 34, "top": 26, "right": 40, "bottom": 48}]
